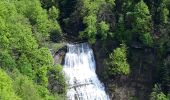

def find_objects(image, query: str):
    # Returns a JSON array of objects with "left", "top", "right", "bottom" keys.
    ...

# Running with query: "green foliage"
[
  {"left": 49, "top": 27, "right": 62, "bottom": 43},
  {"left": 15, "top": 0, "right": 62, "bottom": 44},
  {"left": 157, "top": 57, "right": 170, "bottom": 93},
  {"left": 28, "top": 47, "right": 54, "bottom": 86},
  {"left": 150, "top": 84, "right": 168, "bottom": 100},
  {"left": 37, "top": 66, "right": 48, "bottom": 87},
  {"left": 98, "top": 21, "right": 110, "bottom": 40},
  {"left": 0, "top": 0, "right": 170, "bottom": 99},
  {"left": 115, "top": 15, "right": 133, "bottom": 42},
  {"left": 158, "top": 0, "right": 169, "bottom": 24},
  {"left": 17, "top": 54, "right": 34, "bottom": 78},
  {"left": 140, "top": 32, "right": 153, "bottom": 46},
  {"left": 13, "top": 74, "right": 59, "bottom": 100},
  {"left": 105, "top": 0, "right": 115, "bottom": 7},
  {"left": 106, "top": 43, "right": 130, "bottom": 75},
  {"left": 48, "top": 64, "right": 67, "bottom": 94},
  {"left": 132, "top": 0, "right": 153, "bottom": 46},
  {"left": 0, "top": 51, "right": 16, "bottom": 70},
  {"left": 0, "top": 0, "right": 65, "bottom": 99},
  {"left": 156, "top": 93, "right": 168, "bottom": 100},
  {"left": 79, "top": 0, "right": 114, "bottom": 43},
  {"left": 80, "top": 15, "right": 97, "bottom": 43},
  {"left": 0, "top": 69, "right": 20, "bottom": 100},
  {"left": 13, "top": 75, "right": 42, "bottom": 100},
  {"left": 40, "top": 0, "right": 59, "bottom": 9},
  {"left": 49, "top": 6, "right": 59, "bottom": 20}
]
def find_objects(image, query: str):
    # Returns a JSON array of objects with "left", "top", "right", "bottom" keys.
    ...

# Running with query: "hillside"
[{"left": 0, "top": 0, "right": 170, "bottom": 100}]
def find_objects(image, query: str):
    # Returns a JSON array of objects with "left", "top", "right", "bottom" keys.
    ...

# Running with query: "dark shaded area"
[
  {"left": 93, "top": 41, "right": 158, "bottom": 100},
  {"left": 58, "top": 0, "right": 85, "bottom": 37},
  {"left": 50, "top": 30, "right": 62, "bottom": 42}
]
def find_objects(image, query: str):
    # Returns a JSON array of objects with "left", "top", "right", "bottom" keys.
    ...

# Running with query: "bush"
[{"left": 106, "top": 43, "right": 130, "bottom": 76}]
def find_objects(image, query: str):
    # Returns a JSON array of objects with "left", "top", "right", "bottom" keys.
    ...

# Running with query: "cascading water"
[{"left": 63, "top": 43, "right": 110, "bottom": 100}]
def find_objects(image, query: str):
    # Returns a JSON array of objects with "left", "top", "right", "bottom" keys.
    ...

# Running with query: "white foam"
[{"left": 63, "top": 43, "right": 110, "bottom": 100}]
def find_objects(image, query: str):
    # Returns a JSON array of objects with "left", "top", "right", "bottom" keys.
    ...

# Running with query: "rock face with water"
[{"left": 63, "top": 43, "right": 109, "bottom": 100}]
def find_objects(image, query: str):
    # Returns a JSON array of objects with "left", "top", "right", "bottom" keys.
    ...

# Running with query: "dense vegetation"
[
  {"left": 0, "top": 0, "right": 170, "bottom": 100},
  {"left": 0, "top": 0, "right": 66, "bottom": 99}
]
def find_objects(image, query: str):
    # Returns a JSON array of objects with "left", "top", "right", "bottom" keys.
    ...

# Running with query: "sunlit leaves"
[
  {"left": 0, "top": 69, "right": 20, "bottom": 100},
  {"left": 107, "top": 44, "right": 130, "bottom": 75},
  {"left": 49, "top": 6, "right": 59, "bottom": 20},
  {"left": 80, "top": 15, "right": 97, "bottom": 43},
  {"left": 98, "top": 21, "right": 110, "bottom": 40},
  {"left": 150, "top": 84, "right": 168, "bottom": 100}
]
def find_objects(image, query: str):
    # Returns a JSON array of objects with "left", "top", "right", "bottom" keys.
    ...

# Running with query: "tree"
[
  {"left": 155, "top": 0, "right": 169, "bottom": 25},
  {"left": 49, "top": 6, "right": 59, "bottom": 21},
  {"left": 28, "top": 47, "right": 54, "bottom": 86},
  {"left": 157, "top": 56, "right": 170, "bottom": 93},
  {"left": 132, "top": 0, "right": 153, "bottom": 46},
  {"left": 79, "top": 0, "right": 113, "bottom": 43},
  {"left": 15, "top": 0, "right": 62, "bottom": 44},
  {"left": 98, "top": 21, "right": 110, "bottom": 40},
  {"left": 48, "top": 64, "right": 67, "bottom": 94},
  {"left": 0, "top": 69, "right": 20, "bottom": 100},
  {"left": 159, "top": 0, "right": 169, "bottom": 24},
  {"left": 150, "top": 84, "right": 168, "bottom": 100},
  {"left": 17, "top": 54, "right": 34, "bottom": 79},
  {"left": 115, "top": 14, "right": 133, "bottom": 42},
  {"left": 13, "top": 74, "right": 58, "bottom": 100},
  {"left": 48, "top": 6, "right": 62, "bottom": 42},
  {"left": 0, "top": 1, "right": 65, "bottom": 99},
  {"left": 80, "top": 15, "right": 97, "bottom": 43},
  {"left": 106, "top": 43, "right": 130, "bottom": 75},
  {"left": 13, "top": 75, "right": 42, "bottom": 100},
  {"left": 0, "top": 51, "right": 16, "bottom": 70}
]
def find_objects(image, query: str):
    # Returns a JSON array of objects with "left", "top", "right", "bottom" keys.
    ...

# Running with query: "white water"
[{"left": 63, "top": 43, "right": 110, "bottom": 100}]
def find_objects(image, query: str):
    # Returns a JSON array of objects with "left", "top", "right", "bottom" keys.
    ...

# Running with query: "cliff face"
[
  {"left": 53, "top": 41, "right": 158, "bottom": 100},
  {"left": 93, "top": 41, "right": 157, "bottom": 100}
]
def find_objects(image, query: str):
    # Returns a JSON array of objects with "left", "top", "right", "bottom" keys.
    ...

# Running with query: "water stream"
[{"left": 63, "top": 43, "right": 109, "bottom": 100}]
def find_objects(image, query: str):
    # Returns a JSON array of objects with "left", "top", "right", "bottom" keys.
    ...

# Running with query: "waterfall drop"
[{"left": 63, "top": 43, "right": 109, "bottom": 100}]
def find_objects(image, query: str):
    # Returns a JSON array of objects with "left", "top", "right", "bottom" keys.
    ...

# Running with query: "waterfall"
[{"left": 63, "top": 43, "right": 110, "bottom": 100}]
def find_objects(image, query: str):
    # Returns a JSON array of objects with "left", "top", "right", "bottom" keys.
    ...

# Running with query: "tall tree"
[{"left": 132, "top": 0, "right": 153, "bottom": 46}]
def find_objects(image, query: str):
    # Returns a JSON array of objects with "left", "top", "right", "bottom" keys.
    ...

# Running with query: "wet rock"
[{"left": 53, "top": 46, "right": 67, "bottom": 65}]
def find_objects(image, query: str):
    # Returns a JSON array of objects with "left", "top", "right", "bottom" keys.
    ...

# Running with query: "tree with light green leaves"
[
  {"left": 14, "top": 0, "right": 62, "bottom": 44},
  {"left": 150, "top": 84, "right": 168, "bottom": 100},
  {"left": 98, "top": 21, "right": 110, "bottom": 40},
  {"left": 106, "top": 43, "right": 130, "bottom": 75},
  {"left": 0, "top": 69, "right": 20, "bottom": 100},
  {"left": 49, "top": 6, "right": 59, "bottom": 21},
  {"left": 0, "top": 0, "right": 66, "bottom": 99},
  {"left": 80, "top": 15, "right": 97, "bottom": 43}
]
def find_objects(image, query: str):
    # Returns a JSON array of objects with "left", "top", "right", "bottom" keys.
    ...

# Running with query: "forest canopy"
[{"left": 0, "top": 0, "right": 170, "bottom": 99}]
